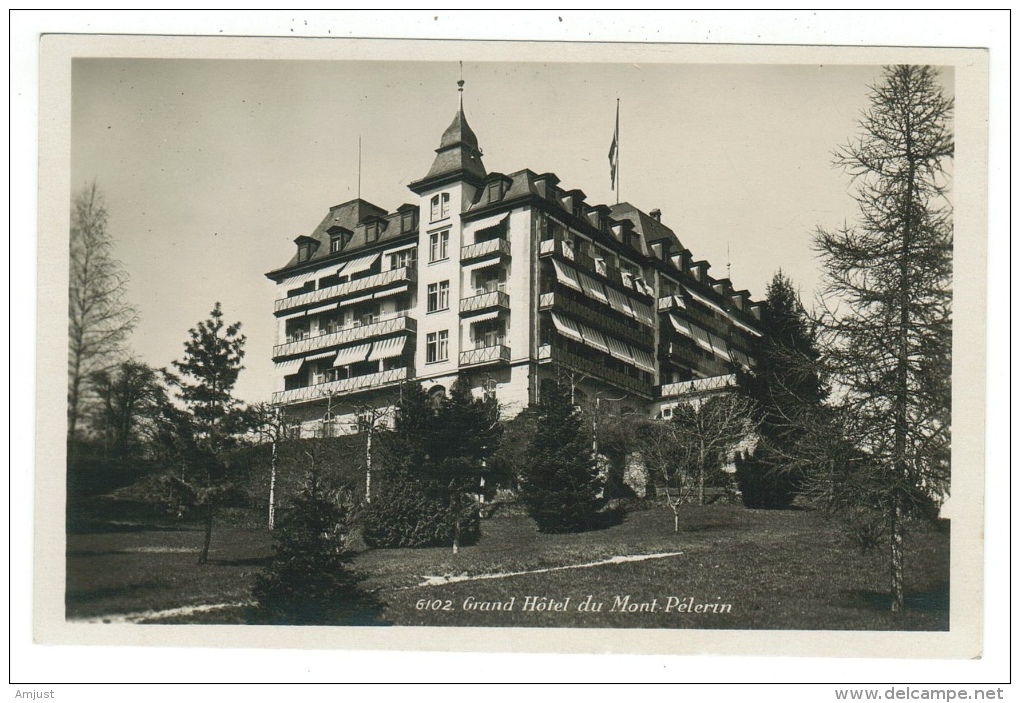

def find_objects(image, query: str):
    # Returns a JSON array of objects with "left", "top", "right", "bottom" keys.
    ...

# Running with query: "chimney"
[{"left": 649, "top": 208, "right": 662, "bottom": 222}]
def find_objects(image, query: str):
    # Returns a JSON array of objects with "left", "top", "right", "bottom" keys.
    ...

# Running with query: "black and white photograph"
[{"left": 19, "top": 14, "right": 1003, "bottom": 687}]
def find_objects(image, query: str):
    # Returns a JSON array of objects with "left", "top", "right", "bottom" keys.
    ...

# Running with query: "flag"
[{"left": 608, "top": 101, "right": 619, "bottom": 190}]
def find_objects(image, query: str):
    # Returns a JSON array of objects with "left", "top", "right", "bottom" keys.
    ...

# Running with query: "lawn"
[{"left": 65, "top": 500, "right": 949, "bottom": 630}]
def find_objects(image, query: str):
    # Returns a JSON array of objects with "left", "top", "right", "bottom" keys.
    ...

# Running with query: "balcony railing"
[
  {"left": 460, "top": 289, "right": 510, "bottom": 315},
  {"left": 538, "top": 292, "right": 653, "bottom": 350},
  {"left": 273, "top": 314, "right": 416, "bottom": 359},
  {"left": 461, "top": 238, "right": 511, "bottom": 262},
  {"left": 274, "top": 266, "right": 416, "bottom": 314},
  {"left": 659, "top": 374, "right": 736, "bottom": 399},
  {"left": 538, "top": 236, "right": 652, "bottom": 300},
  {"left": 272, "top": 367, "right": 410, "bottom": 405},
  {"left": 536, "top": 343, "right": 651, "bottom": 398},
  {"left": 459, "top": 344, "right": 511, "bottom": 367}
]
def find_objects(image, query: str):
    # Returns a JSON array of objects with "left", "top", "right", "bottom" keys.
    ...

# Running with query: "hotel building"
[{"left": 265, "top": 95, "right": 763, "bottom": 435}]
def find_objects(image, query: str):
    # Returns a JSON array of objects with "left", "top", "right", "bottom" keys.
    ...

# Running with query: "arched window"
[{"left": 430, "top": 192, "right": 451, "bottom": 222}]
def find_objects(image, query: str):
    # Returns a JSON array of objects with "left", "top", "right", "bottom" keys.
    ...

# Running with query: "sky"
[{"left": 71, "top": 58, "right": 937, "bottom": 404}]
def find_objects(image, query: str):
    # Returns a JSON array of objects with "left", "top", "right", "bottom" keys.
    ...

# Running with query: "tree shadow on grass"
[{"left": 836, "top": 581, "right": 950, "bottom": 621}]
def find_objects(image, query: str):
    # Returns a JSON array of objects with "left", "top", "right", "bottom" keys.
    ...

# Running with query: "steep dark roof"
[
  {"left": 265, "top": 198, "right": 416, "bottom": 281},
  {"left": 609, "top": 202, "right": 684, "bottom": 255},
  {"left": 410, "top": 106, "right": 487, "bottom": 191}
]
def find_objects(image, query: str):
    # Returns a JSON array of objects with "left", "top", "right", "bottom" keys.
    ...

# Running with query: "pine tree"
[
  {"left": 736, "top": 271, "right": 826, "bottom": 508},
  {"left": 159, "top": 302, "right": 247, "bottom": 564},
  {"left": 520, "top": 382, "right": 601, "bottom": 533},
  {"left": 814, "top": 65, "right": 953, "bottom": 612},
  {"left": 251, "top": 468, "right": 380, "bottom": 625}
]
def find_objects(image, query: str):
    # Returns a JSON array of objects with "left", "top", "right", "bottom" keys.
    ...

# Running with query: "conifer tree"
[
  {"left": 736, "top": 271, "right": 826, "bottom": 508},
  {"left": 520, "top": 381, "right": 601, "bottom": 533},
  {"left": 815, "top": 65, "right": 953, "bottom": 612}
]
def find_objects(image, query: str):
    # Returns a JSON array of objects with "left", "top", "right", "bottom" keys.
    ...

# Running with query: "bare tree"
[
  {"left": 68, "top": 182, "right": 137, "bottom": 439},
  {"left": 670, "top": 393, "right": 757, "bottom": 507},
  {"left": 815, "top": 65, "right": 953, "bottom": 612}
]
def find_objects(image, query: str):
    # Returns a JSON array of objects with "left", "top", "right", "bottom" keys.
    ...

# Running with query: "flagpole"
[{"left": 616, "top": 98, "right": 620, "bottom": 205}]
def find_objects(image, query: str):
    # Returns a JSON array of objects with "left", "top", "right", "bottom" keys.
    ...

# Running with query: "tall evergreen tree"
[
  {"left": 520, "top": 382, "right": 601, "bottom": 533},
  {"left": 736, "top": 271, "right": 826, "bottom": 508},
  {"left": 159, "top": 303, "right": 248, "bottom": 564},
  {"left": 814, "top": 65, "right": 953, "bottom": 612}
]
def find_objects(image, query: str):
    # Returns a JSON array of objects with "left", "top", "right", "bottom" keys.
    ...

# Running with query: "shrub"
[
  {"left": 733, "top": 450, "right": 798, "bottom": 509},
  {"left": 250, "top": 477, "right": 381, "bottom": 625},
  {"left": 361, "top": 472, "right": 480, "bottom": 549}
]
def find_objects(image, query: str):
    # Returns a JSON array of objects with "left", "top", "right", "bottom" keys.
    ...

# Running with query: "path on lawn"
[
  {"left": 69, "top": 550, "right": 686, "bottom": 622},
  {"left": 412, "top": 551, "right": 685, "bottom": 589}
]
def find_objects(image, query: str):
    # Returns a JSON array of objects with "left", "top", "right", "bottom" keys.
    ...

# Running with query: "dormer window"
[
  {"left": 400, "top": 210, "right": 417, "bottom": 233},
  {"left": 328, "top": 228, "right": 353, "bottom": 254},
  {"left": 487, "top": 181, "right": 504, "bottom": 204},
  {"left": 365, "top": 221, "right": 382, "bottom": 243},
  {"left": 430, "top": 193, "right": 451, "bottom": 222},
  {"left": 296, "top": 239, "right": 318, "bottom": 263}
]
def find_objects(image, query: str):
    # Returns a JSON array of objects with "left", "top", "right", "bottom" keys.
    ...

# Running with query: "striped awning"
[
  {"left": 577, "top": 323, "right": 610, "bottom": 354},
  {"left": 551, "top": 260, "right": 582, "bottom": 292},
  {"left": 305, "top": 302, "right": 339, "bottom": 317},
  {"left": 690, "top": 324, "right": 714, "bottom": 353},
  {"left": 337, "top": 292, "right": 374, "bottom": 308},
  {"left": 729, "top": 314, "right": 763, "bottom": 337},
  {"left": 632, "top": 300, "right": 655, "bottom": 326},
  {"left": 463, "top": 258, "right": 503, "bottom": 273},
  {"left": 270, "top": 358, "right": 304, "bottom": 377},
  {"left": 684, "top": 285, "right": 728, "bottom": 316},
  {"left": 332, "top": 342, "right": 372, "bottom": 367},
  {"left": 305, "top": 351, "right": 337, "bottom": 363},
  {"left": 669, "top": 314, "right": 693, "bottom": 338},
  {"left": 606, "top": 335, "right": 635, "bottom": 363},
  {"left": 631, "top": 348, "right": 656, "bottom": 374},
  {"left": 577, "top": 271, "right": 609, "bottom": 305},
  {"left": 709, "top": 333, "right": 731, "bottom": 361},
  {"left": 466, "top": 213, "right": 509, "bottom": 233},
  {"left": 550, "top": 313, "right": 583, "bottom": 343},
  {"left": 465, "top": 310, "right": 501, "bottom": 323},
  {"left": 367, "top": 336, "right": 407, "bottom": 362},
  {"left": 731, "top": 350, "right": 753, "bottom": 369},
  {"left": 374, "top": 284, "right": 409, "bottom": 299},
  {"left": 341, "top": 252, "right": 380, "bottom": 276},
  {"left": 606, "top": 286, "right": 634, "bottom": 317},
  {"left": 279, "top": 269, "right": 319, "bottom": 290}
]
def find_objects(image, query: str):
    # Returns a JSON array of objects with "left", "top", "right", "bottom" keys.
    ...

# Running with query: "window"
[
  {"left": 297, "top": 242, "right": 316, "bottom": 262},
  {"left": 487, "top": 181, "right": 503, "bottom": 203},
  {"left": 401, "top": 210, "right": 417, "bottom": 233},
  {"left": 389, "top": 248, "right": 417, "bottom": 271},
  {"left": 426, "top": 330, "right": 449, "bottom": 363},
  {"left": 365, "top": 222, "right": 380, "bottom": 243},
  {"left": 430, "top": 193, "right": 451, "bottom": 222},
  {"left": 429, "top": 230, "right": 449, "bottom": 262},
  {"left": 427, "top": 281, "right": 450, "bottom": 313},
  {"left": 330, "top": 235, "right": 342, "bottom": 253}
]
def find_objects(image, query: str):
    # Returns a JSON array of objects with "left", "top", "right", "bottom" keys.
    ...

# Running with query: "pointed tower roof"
[{"left": 409, "top": 77, "right": 487, "bottom": 193}]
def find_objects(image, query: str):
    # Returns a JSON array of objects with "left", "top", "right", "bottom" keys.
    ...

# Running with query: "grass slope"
[{"left": 65, "top": 502, "right": 948, "bottom": 630}]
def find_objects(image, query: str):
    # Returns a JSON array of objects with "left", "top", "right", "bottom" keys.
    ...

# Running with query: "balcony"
[
  {"left": 536, "top": 343, "right": 651, "bottom": 398},
  {"left": 273, "top": 314, "right": 416, "bottom": 359},
  {"left": 659, "top": 374, "right": 736, "bottom": 399},
  {"left": 461, "top": 238, "right": 511, "bottom": 263},
  {"left": 460, "top": 289, "right": 510, "bottom": 316},
  {"left": 272, "top": 367, "right": 410, "bottom": 405},
  {"left": 274, "top": 266, "right": 416, "bottom": 314},
  {"left": 539, "top": 292, "right": 653, "bottom": 350},
  {"left": 539, "top": 236, "right": 652, "bottom": 301},
  {"left": 459, "top": 344, "right": 511, "bottom": 368}
]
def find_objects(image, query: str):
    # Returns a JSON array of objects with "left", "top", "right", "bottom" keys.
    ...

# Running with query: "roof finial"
[{"left": 458, "top": 61, "right": 465, "bottom": 110}]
